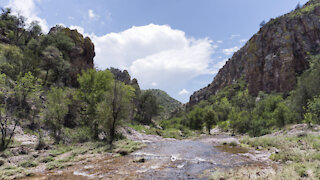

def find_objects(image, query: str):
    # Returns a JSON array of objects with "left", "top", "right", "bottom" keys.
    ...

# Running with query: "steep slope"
[
  {"left": 189, "top": 0, "right": 320, "bottom": 106},
  {"left": 143, "top": 89, "right": 182, "bottom": 119}
]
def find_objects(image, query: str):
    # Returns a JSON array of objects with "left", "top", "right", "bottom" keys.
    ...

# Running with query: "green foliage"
[
  {"left": 0, "top": 44, "right": 24, "bottom": 79},
  {"left": 288, "top": 0, "right": 320, "bottom": 18},
  {"left": 19, "top": 160, "right": 38, "bottom": 168},
  {"left": 77, "top": 69, "right": 113, "bottom": 139},
  {"left": 97, "top": 80, "right": 135, "bottom": 143},
  {"left": 142, "top": 89, "right": 182, "bottom": 120},
  {"left": 44, "top": 87, "right": 71, "bottom": 143},
  {"left": 185, "top": 106, "right": 205, "bottom": 130},
  {"left": 305, "top": 96, "right": 320, "bottom": 124},
  {"left": 41, "top": 46, "right": 70, "bottom": 86},
  {"left": 40, "top": 156, "right": 55, "bottom": 163},
  {"left": 160, "top": 117, "right": 186, "bottom": 130},
  {"left": 112, "top": 139, "right": 145, "bottom": 155},
  {"left": 290, "top": 55, "right": 320, "bottom": 121},
  {"left": 203, "top": 109, "right": 218, "bottom": 134},
  {"left": 63, "top": 127, "right": 92, "bottom": 143},
  {"left": 135, "top": 90, "right": 160, "bottom": 124},
  {"left": 229, "top": 109, "right": 251, "bottom": 134}
]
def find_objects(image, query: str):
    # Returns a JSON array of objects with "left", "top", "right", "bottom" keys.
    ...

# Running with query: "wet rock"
[
  {"left": 0, "top": 158, "right": 5, "bottom": 166},
  {"left": 133, "top": 157, "right": 145, "bottom": 163},
  {"left": 18, "top": 146, "right": 29, "bottom": 155},
  {"left": 32, "top": 154, "right": 39, "bottom": 158}
]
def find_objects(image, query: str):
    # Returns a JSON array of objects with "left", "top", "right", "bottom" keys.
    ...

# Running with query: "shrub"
[{"left": 19, "top": 160, "right": 38, "bottom": 168}]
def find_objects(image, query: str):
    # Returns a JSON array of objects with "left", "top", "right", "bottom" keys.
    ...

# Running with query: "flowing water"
[{"left": 25, "top": 137, "right": 260, "bottom": 180}]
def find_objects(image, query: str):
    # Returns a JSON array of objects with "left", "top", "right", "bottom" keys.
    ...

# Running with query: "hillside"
[
  {"left": 142, "top": 89, "right": 182, "bottom": 119},
  {"left": 189, "top": 0, "right": 320, "bottom": 106}
]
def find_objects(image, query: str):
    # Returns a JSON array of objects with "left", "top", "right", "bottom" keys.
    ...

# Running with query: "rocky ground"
[{"left": 1, "top": 124, "right": 318, "bottom": 180}]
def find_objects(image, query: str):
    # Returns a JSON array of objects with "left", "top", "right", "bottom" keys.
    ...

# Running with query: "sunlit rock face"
[{"left": 189, "top": 1, "right": 320, "bottom": 107}]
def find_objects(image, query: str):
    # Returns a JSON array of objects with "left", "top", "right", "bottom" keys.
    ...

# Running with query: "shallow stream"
[{"left": 26, "top": 138, "right": 258, "bottom": 180}]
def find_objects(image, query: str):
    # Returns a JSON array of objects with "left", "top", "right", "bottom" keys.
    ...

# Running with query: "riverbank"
[{"left": 1, "top": 124, "right": 318, "bottom": 179}]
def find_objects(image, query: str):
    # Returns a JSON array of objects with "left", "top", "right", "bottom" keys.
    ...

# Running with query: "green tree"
[
  {"left": 290, "top": 55, "right": 320, "bottom": 121},
  {"left": 0, "top": 73, "right": 18, "bottom": 151},
  {"left": 14, "top": 72, "right": 42, "bottom": 123},
  {"left": 135, "top": 91, "right": 159, "bottom": 124},
  {"left": 305, "top": 96, "right": 320, "bottom": 124},
  {"left": 44, "top": 87, "right": 70, "bottom": 143},
  {"left": 186, "top": 106, "right": 205, "bottom": 130},
  {"left": 77, "top": 69, "right": 113, "bottom": 140},
  {"left": 203, "top": 108, "right": 218, "bottom": 134},
  {"left": 97, "top": 80, "right": 134, "bottom": 144},
  {"left": 0, "top": 44, "right": 24, "bottom": 79},
  {"left": 229, "top": 109, "right": 251, "bottom": 135},
  {"left": 41, "top": 46, "right": 67, "bottom": 86}
]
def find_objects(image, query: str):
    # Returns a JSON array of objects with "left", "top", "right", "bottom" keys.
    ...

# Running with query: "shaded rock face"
[
  {"left": 109, "top": 67, "right": 140, "bottom": 88},
  {"left": 189, "top": 1, "right": 320, "bottom": 107},
  {"left": 49, "top": 27, "right": 95, "bottom": 87}
]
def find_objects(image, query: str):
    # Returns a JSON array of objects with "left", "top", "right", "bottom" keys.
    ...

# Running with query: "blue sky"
[{"left": 1, "top": 0, "right": 309, "bottom": 103}]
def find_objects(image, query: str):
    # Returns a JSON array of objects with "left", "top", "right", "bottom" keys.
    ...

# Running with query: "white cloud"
[
  {"left": 88, "top": 9, "right": 99, "bottom": 20},
  {"left": 7, "top": 0, "right": 49, "bottom": 32},
  {"left": 151, "top": 82, "right": 158, "bottom": 87},
  {"left": 223, "top": 46, "right": 240, "bottom": 55},
  {"left": 217, "top": 40, "right": 223, "bottom": 44},
  {"left": 91, "top": 24, "right": 217, "bottom": 91},
  {"left": 69, "top": 25, "right": 85, "bottom": 35},
  {"left": 179, "top": 89, "right": 189, "bottom": 95}
]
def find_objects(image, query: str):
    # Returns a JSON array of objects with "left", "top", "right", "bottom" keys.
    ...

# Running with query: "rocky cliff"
[
  {"left": 189, "top": 0, "right": 320, "bottom": 106},
  {"left": 49, "top": 27, "right": 95, "bottom": 87}
]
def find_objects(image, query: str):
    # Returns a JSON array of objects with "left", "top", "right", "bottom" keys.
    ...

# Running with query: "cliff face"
[
  {"left": 189, "top": 1, "right": 320, "bottom": 106},
  {"left": 49, "top": 27, "right": 95, "bottom": 87}
]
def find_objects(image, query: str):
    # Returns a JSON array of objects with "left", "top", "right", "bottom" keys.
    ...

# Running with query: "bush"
[
  {"left": 40, "top": 156, "right": 55, "bottom": 163},
  {"left": 162, "top": 128, "right": 183, "bottom": 139},
  {"left": 64, "top": 127, "right": 92, "bottom": 143},
  {"left": 19, "top": 160, "right": 38, "bottom": 168}
]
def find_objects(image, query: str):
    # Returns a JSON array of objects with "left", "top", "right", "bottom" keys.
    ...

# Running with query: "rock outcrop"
[
  {"left": 49, "top": 27, "right": 95, "bottom": 87},
  {"left": 109, "top": 67, "right": 140, "bottom": 88},
  {"left": 189, "top": 0, "right": 320, "bottom": 106}
]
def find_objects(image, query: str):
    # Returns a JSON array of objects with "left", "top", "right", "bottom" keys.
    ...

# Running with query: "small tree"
[
  {"left": 44, "top": 87, "right": 70, "bottom": 143},
  {"left": 135, "top": 91, "right": 159, "bottom": 124},
  {"left": 41, "top": 46, "right": 64, "bottom": 86},
  {"left": 186, "top": 106, "right": 205, "bottom": 130},
  {"left": 295, "top": 3, "right": 302, "bottom": 10},
  {"left": 305, "top": 96, "right": 320, "bottom": 125},
  {"left": 259, "top": 20, "right": 266, "bottom": 28},
  {"left": 14, "top": 72, "right": 42, "bottom": 127},
  {"left": 204, "top": 109, "right": 218, "bottom": 134},
  {"left": 0, "top": 73, "right": 18, "bottom": 151},
  {"left": 97, "top": 80, "right": 134, "bottom": 144}
]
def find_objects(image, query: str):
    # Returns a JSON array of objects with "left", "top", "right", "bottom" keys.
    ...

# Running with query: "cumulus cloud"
[
  {"left": 7, "top": 0, "right": 49, "bottom": 32},
  {"left": 91, "top": 24, "right": 217, "bottom": 90},
  {"left": 88, "top": 9, "right": 99, "bottom": 20},
  {"left": 217, "top": 40, "right": 223, "bottom": 44},
  {"left": 223, "top": 46, "right": 240, "bottom": 55},
  {"left": 179, "top": 89, "right": 189, "bottom": 95}
]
